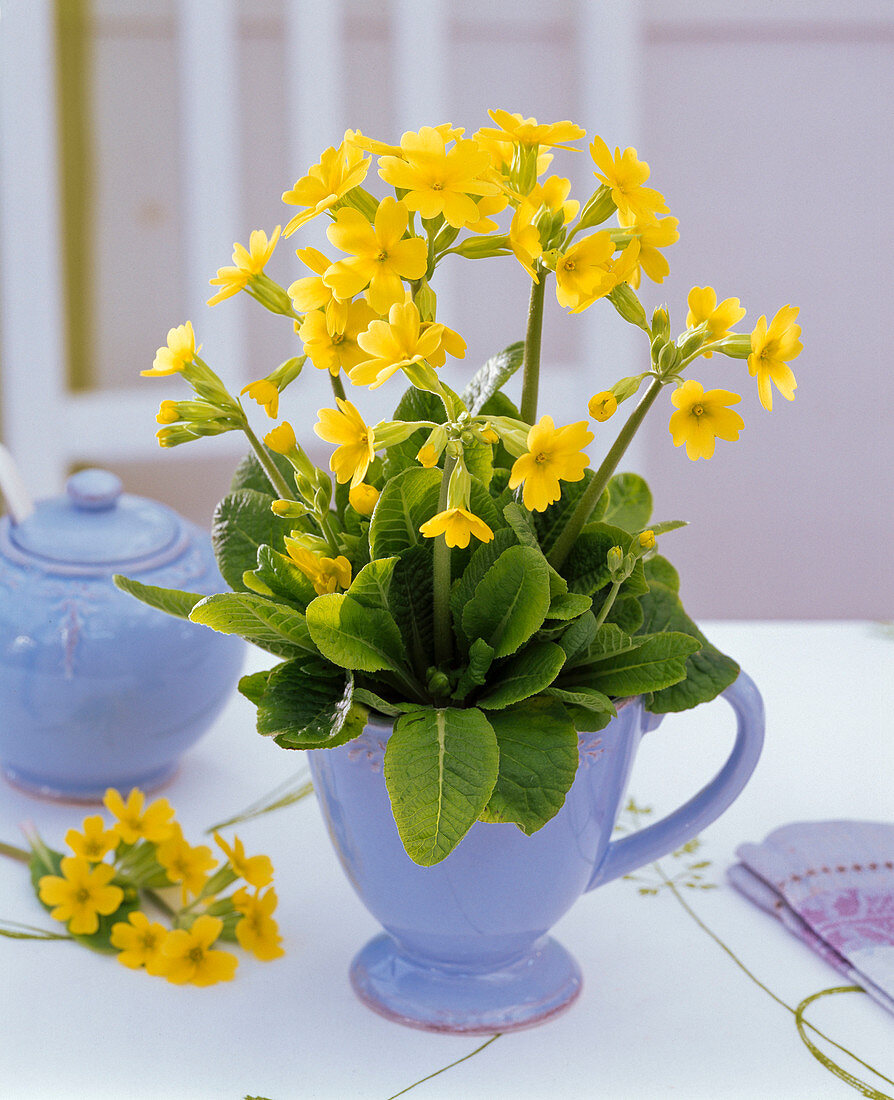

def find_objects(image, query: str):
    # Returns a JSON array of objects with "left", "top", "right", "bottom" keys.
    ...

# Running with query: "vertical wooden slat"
[
  {"left": 577, "top": 0, "right": 647, "bottom": 473},
  {"left": 177, "top": 0, "right": 244, "bottom": 381},
  {"left": 0, "top": 0, "right": 69, "bottom": 496}
]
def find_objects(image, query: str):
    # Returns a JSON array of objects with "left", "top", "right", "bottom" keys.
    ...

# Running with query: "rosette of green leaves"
[{"left": 115, "top": 344, "right": 738, "bottom": 868}]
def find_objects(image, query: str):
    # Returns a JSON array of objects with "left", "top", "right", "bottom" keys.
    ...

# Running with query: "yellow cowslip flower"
[
  {"left": 553, "top": 231, "right": 615, "bottom": 309},
  {"left": 281, "top": 136, "right": 370, "bottom": 237},
  {"left": 288, "top": 247, "right": 349, "bottom": 335},
  {"left": 478, "top": 108, "right": 585, "bottom": 149},
  {"left": 526, "top": 175, "right": 580, "bottom": 226},
  {"left": 65, "top": 815, "right": 118, "bottom": 863},
  {"left": 110, "top": 911, "right": 171, "bottom": 976},
  {"left": 156, "top": 400, "right": 179, "bottom": 425},
  {"left": 588, "top": 391, "right": 618, "bottom": 422},
  {"left": 589, "top": 136, "right": 668, "bottom": 224},
  {"left": 240, "top": 379, "right": 280, "bottom": 419},
  {"left": 568, "top": 239, "right": 641, "bottom": 315},
  {"left": 416, "top": 443, "right": 439, "bottom": 468},
  {"left": 264, "top": 421, "right": 297, "bottom": 456},
  {"left": 349, "top": 301, "right": 444, "bottom": 390},
  {"left": 213, "top": 833, "right": 273, "bottom": 889},
  {"left": 161, "top": 915, "right": 238, "bottom": 987},
  {"left": 509, "top": 202, "right": 543, "bottom": 281},
  {"left": 284, "top": 542, "right": 352, "bottom": 595},
  {"left": 475, "top": 130, "right": 553, "bottom": 179},
  {"left": 378, "top": 128, "right": 502, "bottom": 229},
  {"left": 38, "top": 857, "right": 124, "bottom": 936},
  {"left": 419, "top": 507, "right": 495, "bottom": 550},
  {"left": 314, "top": 398, "right": 376, "bottom": 486},
  {"left": 323, "top": 197, "right": 428, "bottom": 315},
  {"left": 348, "top": 483, "right": 380, "bottom": 516},
  {"left": 104, "top": 788, "right": 176, "bottom": 845},
  {"left": 669, "top": 379, "right": 744, "bottom": 461},
  {"left": 639, "top": 529, "right": 656, "bottom": 550},
  {"left": 350, "top": 122, "right": 465, "bottom": 159},
  {"left": 465, "top": 192, "right": 509, "bottom": 234},
  {"left": 142, "top": 322, "right": 200, "bottom": 377},
  {"left": 686, "top": 286, "right": 747, "bottom": 359},
  {"left": 748, "top": 305, "right": 801, "bottom": 412},
  {"left": 421, "top": 320, "right": 467, "bottom": 369},
  {"left": 207, "top": 226, "right": 281, "bottom": 306},
  {"left": 508, "top": 416, "right": 594, "bottom": 512},
  {"left": 619, "top": 213, "right": 679, "bottom": 289},
  {"left": 156, "top": 825, "right": 217, "bottom": 903},
  {"left": 233, "top": 886, "right": 285, "bottom": 962},
  {"left": 299, "top": 299, "right": 377, "bottom": 377}
]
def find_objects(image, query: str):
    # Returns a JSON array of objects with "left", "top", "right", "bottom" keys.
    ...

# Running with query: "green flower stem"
[
  {"left": 519, "top": 271, "right": 547, "bottom": 425},
  {"left": 547, "top": 376, "right": 664, "bottom": 572},
  {"left": 143, "top": 888, "right": 177, "bottom": 921},
  {"left": 239, "top": 415, "right": 294, "bottom": 500},
  {"left": 329, "top": 371, "right": 347, "bottom": 403},
  {"left": 593, "top": 579, "right": 623, "bottom": 629},
  {"left": 384, "top": 1033, "right": 503, "bottom": 1100},
  {"left": 433, "top": 452, "right": 457, "bottom": 668},
  {"left": 0, "top": 841, "right": 31, "bottom": 863}
]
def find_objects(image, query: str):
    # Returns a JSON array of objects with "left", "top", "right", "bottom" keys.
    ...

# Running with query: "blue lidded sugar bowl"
[{"left": 0, "top": 468, "right": 243, "bottom": 801}]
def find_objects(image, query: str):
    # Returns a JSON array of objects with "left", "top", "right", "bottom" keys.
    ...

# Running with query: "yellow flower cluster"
[{"left": 34, "top": 788, "right": 284, "bottom": 987}]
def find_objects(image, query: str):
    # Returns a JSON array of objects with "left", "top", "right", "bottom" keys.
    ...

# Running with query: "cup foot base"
[
  {"left": 349, "top": 933, "right": 582, "bottom": 1034},
  {"left": 1, "top": 762, "right": 179, "bottom": 804}
]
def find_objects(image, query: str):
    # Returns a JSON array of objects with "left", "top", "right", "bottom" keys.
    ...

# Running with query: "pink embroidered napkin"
[{"left": 728, "top": 822, "right": 894, "bottom": 1015}]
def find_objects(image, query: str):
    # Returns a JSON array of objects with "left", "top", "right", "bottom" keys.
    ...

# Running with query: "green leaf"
[
  {"left": 559, "top": 609, "right": 598, "bottom": 663},
  {"left": 583, "top": 632, "right": 701, "bottom": 697},
  {"left": 389, "top": 543, "right": 435, "bottom": 677},
  {"left": 368, "top": 467, "right": 441, "bottom": 559},
  {"left": 478, "top": 641, "right": 566, "bottom": 709},
  {"left": 254, "top": 660, "right": 364, "bottom": 748},
  {"left": 463, "top": 438, "right": 494, "bottom": 487},
  {"left": 305, "top": 592, "right": 407, "bottom": 673},
  {"left": 544, "top": 685, "right": 616, "bottom": 716},
  {"left": 532, "top": 470, "right": 609, "bottom": 554},
  {"left": 460, "top": 341, "right": 524, "bottom": 415},
  {"left": 452, "top": 638, "right": 495, "bottom": 700},
  {"left": 545, "top": 592, "right": 592, "bottom": 621},
  {"left": 647, "top": 519, "right": 688, "bottom": 537},
  {"left": 212, "top": 489, "right": 291, "bottom": 593},
  {"left": 238, "top": 669, "right": 273, "bottom": 705},
  {"left": 112, "top": 575, "right": 204, "bottom": 620},
  {"left": 603, "top": 472, "right": 652, "bottom": 531},
  {"left": 502, "top": 501, "right": 539, "bottom": 548},
  {"left": 637, "top": 581, "right": 740, "bottom": 713},
  {"left": 347, "top": 557, "right": 397, "bottom": 610},
  {"left": 247, "top": 545, "right": 317, "bottom": 609},
  {"left": 562, "top": 521, "right": 649, "bottom": 597},
  {"left": 384, "top": 707, "right": 499, "bottom": 866},
  {"left": 462, "top": 545, "right": 551, "bottom": 658},
  {"left": 644, "top": 554, "right": 680, "bottom": 592},
  {"left": 229, "top": 450, "right": 296, "bottom": 496},
  {"left": 606, "top": 595, "right": 645, "bottom": 633},
  {"left": 190, "top": 592, "right": 316, "bottom": 655},
  {"left": 353, "top": 687, "right": 417, "bottom": 717},
  {"left": 450, "top": 527, "right": 518, "bottom": 639},
  {"left": 480, "top": 698, "right": 579, "bottom": 835}
]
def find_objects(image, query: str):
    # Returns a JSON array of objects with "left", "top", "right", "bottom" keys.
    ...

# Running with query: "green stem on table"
[
  {"left": 658, "top": 867, "right": 894, "bottom": 1093},
  {"left": 384, "top": 1033, "right": 503, "bottom": 1100},
  {"left": 547, "top": 376, "right": 664, "bottom": 572},
  {"left": 328, "top": 371, "right": 347, "bottom": 403},
  {"left": 0, "top": 841, "right": 31, "bottom": 863},
  {"left": 433, "top": 452, "right": 457, "bottom": 668},
  {"left": 239, "top": 416, "right": 293, "bottom": 500},
  {"left": 519, "top": 271, "right": 547, "bottom": 426}
]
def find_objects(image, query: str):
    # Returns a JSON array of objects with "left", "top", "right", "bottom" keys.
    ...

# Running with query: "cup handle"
[{"left": 586, "top": 670, "right": 765, "bottom": 891}]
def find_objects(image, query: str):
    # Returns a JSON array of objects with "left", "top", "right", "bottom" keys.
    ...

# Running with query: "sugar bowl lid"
[{"left": 3, "top": 468, "right": 188, "bottom": 573}]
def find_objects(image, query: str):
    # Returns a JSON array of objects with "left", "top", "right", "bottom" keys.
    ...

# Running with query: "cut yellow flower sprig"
[
  {"left": 14, "top": 788, "right": 286, "bottom": 987},
  {"left": 207, "top": 227, "right": 282, "bottom": 306}
]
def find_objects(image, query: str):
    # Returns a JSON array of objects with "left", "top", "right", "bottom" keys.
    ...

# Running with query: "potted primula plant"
[{"left": 118, "top": 109, "right": 799, "bottom": 1032}]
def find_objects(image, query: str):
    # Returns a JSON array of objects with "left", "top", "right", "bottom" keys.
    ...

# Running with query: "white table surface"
[{"left": 1, "top": 621, "right": 892, "bottom": 1100}]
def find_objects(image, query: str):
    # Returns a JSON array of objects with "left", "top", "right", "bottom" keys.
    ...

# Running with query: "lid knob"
[{"left": 66, "top": 469, "right": 123, "bottom": 511}]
